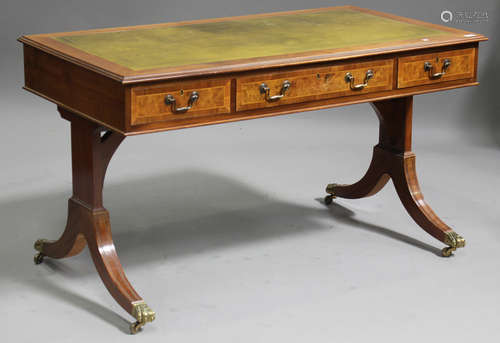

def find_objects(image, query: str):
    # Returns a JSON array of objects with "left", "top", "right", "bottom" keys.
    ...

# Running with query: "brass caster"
[
  {"left": 34, "top": 252, "right": 45, "bottom": 265},
  {"left": 34, "top": 238, "right": 51, "bottom": 265},
  {"left": 441, "top": 246, "right": 455, "bottom": 257},
  {"left": 442, "top": 231, "right": 466, "bottom": 257},
  {"left": 325, "top": 183, "right": 338, "bottom": 195},
  {"left": 324, "top": 194, "right": 335, "bottom": 205},
  {"left": 34, "top": 238, "right": 50, "bottom": 252},
  {"left": 130, "top": 301, "right": 156, "bottom": 334},
  {"left": 324, "top": 183, "right": 339, "bottom": 205},
  {"left": 130, "top": 321, "right": 145, "bottom": 334}
]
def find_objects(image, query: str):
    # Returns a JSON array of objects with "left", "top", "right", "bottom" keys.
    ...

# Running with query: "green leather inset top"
[{"left": 54, "top": 8, "right": 449, "bottom": 71}]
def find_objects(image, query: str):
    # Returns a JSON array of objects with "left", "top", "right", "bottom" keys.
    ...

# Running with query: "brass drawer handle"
[
  {"left": 164, "top": 91, "right": 199, "bottom": 114},
  {"left": 345, "top": 69, "right": 374, "bottom": 90},
  {"left": 424, "top": 59, "right": 451, "bottom": 78},
  {"left": 260, "top": 80, "right": 291, "bottom": 102}
]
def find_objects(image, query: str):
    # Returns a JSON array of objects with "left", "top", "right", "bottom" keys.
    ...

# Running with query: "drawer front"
[
  {"left": 397, "top": 47, "right": 476, "bottom": 88},
  {"left": 130, "top": 79, "right": 231, "bottom": 126},
  {"left": 236, "top": 58, "right": 394, "bottom": 111}
]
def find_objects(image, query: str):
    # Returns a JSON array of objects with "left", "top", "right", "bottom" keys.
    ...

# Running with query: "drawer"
[
  {"left": 236, "top": 58, "right": 394, "bottom": 111},
  {"left": 130, "top": 79, "right": 231, "bottom": 126},
  {"left": 397, "top": 47, "right": 476, "bottom": 88}
]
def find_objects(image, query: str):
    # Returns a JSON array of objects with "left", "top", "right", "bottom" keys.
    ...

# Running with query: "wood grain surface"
[
  {"left": 236, "top": 58, "right": 394, "bottom": 111},
  {"left": 398, "top": 47, "right": 476, "bottom": 88},
  {"left": 131, "top": 78, "right": 231, "bottom": 126}
]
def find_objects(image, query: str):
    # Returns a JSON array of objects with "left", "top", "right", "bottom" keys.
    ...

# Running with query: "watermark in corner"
[{"left": 441, "top": 9, "right": 488, "bottom": 24}]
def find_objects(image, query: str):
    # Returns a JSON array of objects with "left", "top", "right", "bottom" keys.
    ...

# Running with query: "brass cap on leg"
[
  {"left": 34, "top": 239, "right": 49, "bottom": 252},
  {"left": 442, "top": 231, "right": 466, "bottom": 257},
  {"left": 130, "top": 301, "right": 156, "bottom": 334},
  {"left": 325, "top": 183, "right": 338, "bottom": 195}
]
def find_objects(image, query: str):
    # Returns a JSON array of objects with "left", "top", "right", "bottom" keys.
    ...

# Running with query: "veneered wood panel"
[
  {"left": 21, "top": 41, "right": 482, "bottom": 136},
  {"left": 236, "top": 58, "right": 394, "bottom": 111},
  {"left": 127, "top": 78, "right": 477, "bottom": 135},
  {"left": 23, "top": 45, "right": 125, "bottom": 131},
  {"left": 397, "top": 47, "right": 476, "bottom": 88},
  {"left": 130, "top": 78, "right": 231, "bottom": 126}
]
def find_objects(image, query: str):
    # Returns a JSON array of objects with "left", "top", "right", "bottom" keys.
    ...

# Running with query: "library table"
[{"left": 19, "top": 6, "right": 487, "bottom": 334}]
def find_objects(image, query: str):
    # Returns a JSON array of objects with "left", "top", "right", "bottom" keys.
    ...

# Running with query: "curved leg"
[
  {"left": 324, "top": 97, "right": 465, "bottom": 256},
  {"left": 34, "top": 199, "right": 87, "bottom": 264},
  {"left": 34, "top": 107, "right": 155, "bottom": 333},
  {"left": 80, "top": 204, "right": 156, "bottom": 334},
  {"left": 325, "top": 147, "right": 390, "bottom": 204},
  {"left": 390, "top": 152, "right": 465, "bottom": 257}
]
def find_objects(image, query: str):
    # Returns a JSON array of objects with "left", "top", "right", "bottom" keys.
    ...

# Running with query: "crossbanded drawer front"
[
  {"left": 397, "top": 47, "right": 476, "bottom": 88},
  {"left": 236, "top": 58, "right": 394, "bottom": 111},
  {"left": 130, "top": 79, "right": 231, "bottom": 126}
]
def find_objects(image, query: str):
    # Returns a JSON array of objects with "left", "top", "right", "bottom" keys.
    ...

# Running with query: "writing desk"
[{"left": 19, "top": 6, "right": 487, "bottom": 334}]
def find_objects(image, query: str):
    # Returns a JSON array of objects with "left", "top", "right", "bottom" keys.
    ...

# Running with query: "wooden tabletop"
[{"left": 19, "top": 6, "right": 486, "bottom": 83}]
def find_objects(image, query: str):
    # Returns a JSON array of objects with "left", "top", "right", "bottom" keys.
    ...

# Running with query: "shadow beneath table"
[
  {"left": 27, "top": 273, "right": 131, "bottom": 333},
  {"left": 316, "top": 198, "right": 442, "bottom": 256},
  {"left": 0, "top": 168, "right": 442, "bottom": 331}
]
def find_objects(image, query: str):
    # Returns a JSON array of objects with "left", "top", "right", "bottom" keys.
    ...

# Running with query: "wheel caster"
[
  {"left": 441, "top": 247, "right": 455, "bottom": 257},
  {"left": 130, "top": 321, "right": 145, "bottom": 334},
  {"left": 34, "top": 252, "right": 45, "bottom": 265},
  {"left": 324, "top": 194, "right": 334, "bottom": 205}
]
